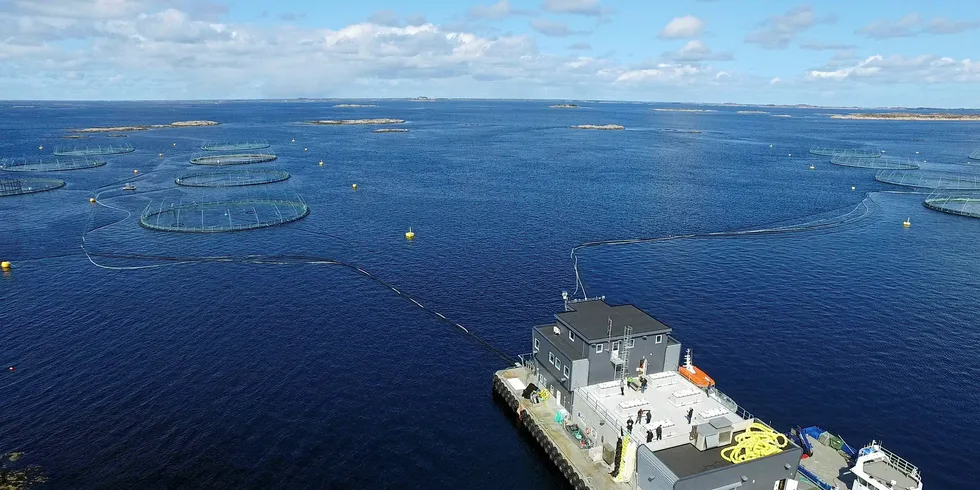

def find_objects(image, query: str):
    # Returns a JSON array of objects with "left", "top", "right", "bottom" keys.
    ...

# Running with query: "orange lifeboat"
[
  {"left": 679, "top": 364, "right": 715, "bottom": 389},
  {"left": 679, "top": 349, "right": 716, "bottom": 388}
]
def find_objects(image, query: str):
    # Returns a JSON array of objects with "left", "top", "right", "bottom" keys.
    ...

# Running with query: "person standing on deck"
[
  {"left": 655, "top": 424, "right": 662, "bottom": 441},
  {"left": 645, "top": 411, "right": 651, "bottom": 424},
  {"left": 646, "top": 430, "right": 654, "bottom": 443},
  {"left": 626, "top": 417, "right": 634, "bottom": 433},
  {"left": 686, "top": 408, "right": 694, "bottom": 424},
  {"left": 640, "top": 377, "right": 647, "bottom": 393},
  {"left": 637, "top": 409, "right": 644, "bottom": 424},
  {"left": 620, "top": 379, "right": 625, "bottom": 396}
]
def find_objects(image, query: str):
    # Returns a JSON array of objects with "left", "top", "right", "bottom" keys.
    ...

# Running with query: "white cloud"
[
  {"left": 770, "top": 77, "right": 781, "bottom": 85},
  {"left": 745, "top": 5, "right": 832, "bottom": 49},
  {"left": 541, "top": 0, "right": 604, "bottom": 17},
  {"left": 658, "top": 15, "right": 704, "bottom": 39},
  {"left": 806, "top": 54, "right": 980, "bottom": 83},
  {"left": 468, "top": 0, "right": 534, "bottom": 20},
  {"left": 662, "top": 40, "right": 732, "bottom": 62},
  {"left": 530, "top": 19, "right": 586, "bottom": 37},
  {"left": 857, "top": 13, "right": 980, "bottom": 39}
]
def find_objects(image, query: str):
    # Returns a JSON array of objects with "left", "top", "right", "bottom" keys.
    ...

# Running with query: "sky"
[{"left": 1, "top": 0, "right": 978, "bottom": 106}]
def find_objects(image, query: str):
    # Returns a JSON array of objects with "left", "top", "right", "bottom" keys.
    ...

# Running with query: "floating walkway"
[{"left": 493, "top": 366, "right": 631, "bottom": 490}]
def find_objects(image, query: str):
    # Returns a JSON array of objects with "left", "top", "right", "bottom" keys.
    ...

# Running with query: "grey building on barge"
[{"left": 495, "top": 297, "right": 804, "bottom": 490}]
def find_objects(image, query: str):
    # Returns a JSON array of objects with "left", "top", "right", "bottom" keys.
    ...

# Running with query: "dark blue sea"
[{"left": 1, "top": 101, "right": 978, "bottom": 489}]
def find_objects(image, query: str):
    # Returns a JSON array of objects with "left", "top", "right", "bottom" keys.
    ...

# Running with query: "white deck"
[{"left": 577, "top": 371, "right": 752, "bottom": 451}]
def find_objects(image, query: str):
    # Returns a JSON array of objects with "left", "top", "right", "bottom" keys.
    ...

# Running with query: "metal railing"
[
  {"left": 862, "top": 442, "right": 921, "bottom": 480},
  {"left": 706, "top": 388, "right": 754, "bottom": 420}
]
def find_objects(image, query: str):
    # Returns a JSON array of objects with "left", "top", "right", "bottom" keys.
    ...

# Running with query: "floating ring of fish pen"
[
  {"left": 54, "top": 143, "right": 135, "bottom": 156},
  {"left": 189, "top": 153, "right": 277, "bottom": 166},
  {"left": 0, "top": 156, "right": 107, "bottom": 172},
  {"left": 0, "top": 178, "right": 66, "bottom": 197},
  {"left": 922, "top": 195, "right": 980, "bottom": 219},
  {"left": 809, "top": 147, "right": 881, "bottom": 158},
  {"left": 139, "top": 199, "right": 309, "bottom": 232},
  {"left": 201, "top": 141, "right": 271, "bottom": 151},
  {"left": 175, "top": 169, "right": 290, "bottom": 187},
  {"left": 875, "top": 169, "right": 980, "bottom": 190},
  {"left": 831, "top": 155, "right": 919, "bottom": 169}
]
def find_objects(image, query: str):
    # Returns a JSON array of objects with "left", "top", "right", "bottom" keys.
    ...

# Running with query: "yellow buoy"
[
  {"left": 903, "top": 217, "right": 911, "bottom": 228},
  {"left": 89, "top": 197, "right": 96, "bottom": 203},
  {"left": 1, "top": 261, "right": 10, "bottom": 271},
  {"left": 405, "top": 227, "right": 415, "bottom": 240},
  {"left": 134, "top": 169, "right": 139, "bottom": 174},
  {"left": 352, "top": 183, "right": 357, "bottom": 190}
]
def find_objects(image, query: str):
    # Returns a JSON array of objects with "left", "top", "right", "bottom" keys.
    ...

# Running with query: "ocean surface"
[{"left": 1, "top": 100, "right": 977, "bottom": 489}]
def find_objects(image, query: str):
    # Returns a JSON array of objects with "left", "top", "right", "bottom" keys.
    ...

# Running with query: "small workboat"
[{"left": 122, "top": 183, "right": 136, "bottom": 191}]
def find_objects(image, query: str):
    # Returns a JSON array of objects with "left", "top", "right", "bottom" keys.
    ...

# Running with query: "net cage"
[
  {"left": 0, "top": 177, "right": 66, "bottom": 197},
  {"left": 0, "top": 155, "right": 107, "bottom": 172},
  {"left": 809, "top": 146, "right": 881, "bottom": 158},
  {"left": 923, "top": 191, "right": 980, "bottom": 219},
  {"left": 189, "top": 152, "right": 277, "bottom": 166},
  {"left": 139, "top": 193, "right": 309, "bottom": 232},
  {"left": 970, "top": 149, "right": 980, "bottom": 160},
  {"left": 875, "top": 169, "right": 980, "bottom": 190},
  {"left": 54, "top": 143, "right": 135, "bottom": 156},
  {"left": 201, "top": 141, "right": 271, "bottom": 151},
  {"left": 176, "top": 168, "right": 290, "bottom": 187},
  {"left": 831, "top": 155, "right": 919, "bottom": 169}
]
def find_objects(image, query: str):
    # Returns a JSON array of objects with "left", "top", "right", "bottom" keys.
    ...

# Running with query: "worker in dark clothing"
[
  {"left": 655, "top": 425, "right": 662, "bottom": 440},
  {"left": 645, "top": 411, "right": 651, "bottom": 424},
  {"left": 686, "top": 408, "right": 694, "bottom": 424},
  {"left": 626, "top": 417, "right": 634, "bottom": 432},
  {"left": 620, "top": 379, "right": 625, "bottom": 396},
  {"left": 640, "top": 377, "right": 648, "bottom": 392},
  {"left": 637, "top": 409, "right": 644, "bottom": 423},
  {"left": 646, "top": 430, "right": 654, "bottom": 443}
]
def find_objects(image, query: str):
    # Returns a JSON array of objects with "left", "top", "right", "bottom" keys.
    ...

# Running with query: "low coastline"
[
  {"left": 832, "top": 113, "right": 980, "bottom": 121},
  {"left": 70, "top": 120, "right": 219, "bottom": 133},
  {"left": 571, "top": 124, "right": 624, "bottom": 130},
  {"left": 310, "top": 118, "right": 405, "bottom": 125}
]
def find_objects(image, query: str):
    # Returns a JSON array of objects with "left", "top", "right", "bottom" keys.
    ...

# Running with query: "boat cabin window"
[
  {"left": 534, "top": 338, "right": 539, "bottom": 353},
  {"left": 563, "top": 365, "right": 569, "bottom": 377},
  {"left": 555, "top": 358, "right": 562, "bottom": 370},
  {"left": 549, "top": 352, "right": 555, "bottom": 364},
  {"left": 595, "top": 343, "right": 603, "bottom": 354},
  {"left": 627, "top": 339, "right": 635, "bottom": 348},
  {"left": 655, "top": 334, "right": 663, "bottom": 344},
  {"left": 569, "top": 331, "right": 575, "bottom": 342}
]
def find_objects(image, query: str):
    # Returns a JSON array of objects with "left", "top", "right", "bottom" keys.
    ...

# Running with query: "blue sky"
[{"left": 1, "top": 0, "right": 978, "bottom": 106}]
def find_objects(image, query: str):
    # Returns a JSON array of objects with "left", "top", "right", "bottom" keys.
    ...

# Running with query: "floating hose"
[{"left": 720, "top": 422, "right": 789, "bottom": 464}]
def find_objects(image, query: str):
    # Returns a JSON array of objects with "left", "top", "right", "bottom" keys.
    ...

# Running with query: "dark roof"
[
  {"left": 651, "top": 441, "right": 733, "bottom": 479},
  {"left": 536, "top": 324, "right": 586, "bottom": 361},
  {"left": 556, "top": 300, "right": 670, "bottom": 342}
]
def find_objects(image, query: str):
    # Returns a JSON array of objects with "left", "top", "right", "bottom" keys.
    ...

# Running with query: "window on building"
[
  {"left": 563, "top": 365, "right": 569, "bottom": 377},
  {"left": 627, "top": 339, "right": 635, "bottom": 348},
  {"left": 655, "top": 334, "right": 663, "bottom": 344},
  {"left": 549, "top": 352, "right": 555, "bottom": 364},
  {"left": 612, "top": 341, "right": 621, "bottom": 351},
  {"left": 569, "top": 330, "right": 575, "bottom": 342},
  {"left": 595, "top": 343, "right": 603, "bottom": 354},
  {"left": 555, "top": 358, "right": 562, "bottom": 370},
  {"left": 534, "top": 338, "right": 540, "bottom": 352}
]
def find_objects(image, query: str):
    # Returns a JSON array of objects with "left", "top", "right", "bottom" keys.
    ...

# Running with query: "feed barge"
[{"left": 492, "top": 296, "right": 922, "bottom": 490}]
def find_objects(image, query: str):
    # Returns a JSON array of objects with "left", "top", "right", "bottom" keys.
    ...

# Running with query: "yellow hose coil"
[{"left": 720, "top": 422, "right": 789, "bottom": 464}]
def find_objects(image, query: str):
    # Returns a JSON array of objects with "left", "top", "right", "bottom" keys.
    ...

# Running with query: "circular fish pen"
[
  {"left": 139, "top": 199, "right": 309, "bottom": 232},
  {"left": 875, "top": 170, "right": 980, "bottom": 190},
  {"left": 201, "top": 141, "right": 271, "bottom": 151},
  {"left": 0, "top": 156, "right": 106, "bottom": 172},
  {"left": 176, "top": 169, "right": 290, "bottom": 187},
  {"left": 831, "top": 155, "right": 919, "bottom": 170},
  {"left": 0, "top": 178, "right": 66, "bottom": 197},
  {"left": 189, "top": 153, "right": 277, "bottom": 166},
  {"left": 54, "top": 143, "right": 135, "bottom": 156},
  {"left": 923, "top": 192, "right": 980, "bottom": 219},
  {"left": 809, "top": 147, "right": 881, "bottom": 158}
]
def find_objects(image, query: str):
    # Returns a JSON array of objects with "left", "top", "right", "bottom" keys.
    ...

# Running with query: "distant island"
[
  {"left": 737, "top": 110, "right": 769, "bottom": 114},
  {"left": 310, "top": 119, "right": 405, "bottom": 125},
  {"left": 411, "top": 97, "right": 435, "bottom": 102},
  {"left": 334, "top": 104, "right": 377, "bottom": 108},
  {"left": 653, "top": 108, "right": 716, "bottom": 113},
  {"left": 372, "top": 128, "right": 409, "bottom": 133},
  {"left": 62, "top": 135, "right": 88, "bottom": 139},
  {"left": 771, "top": 114, "right": 792, "bottom": 118},
  {"left": 550, "top": 104, "right": 580, "bottom": 108},
  {"left": 571, "top": 124, "right": 624, "bottom": 130},
  {"left": 831, "top": 113, "right": 980, "bottom": 121},
  {"left": 70, "top": 121, "right": 219, "bottom": 133}
]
